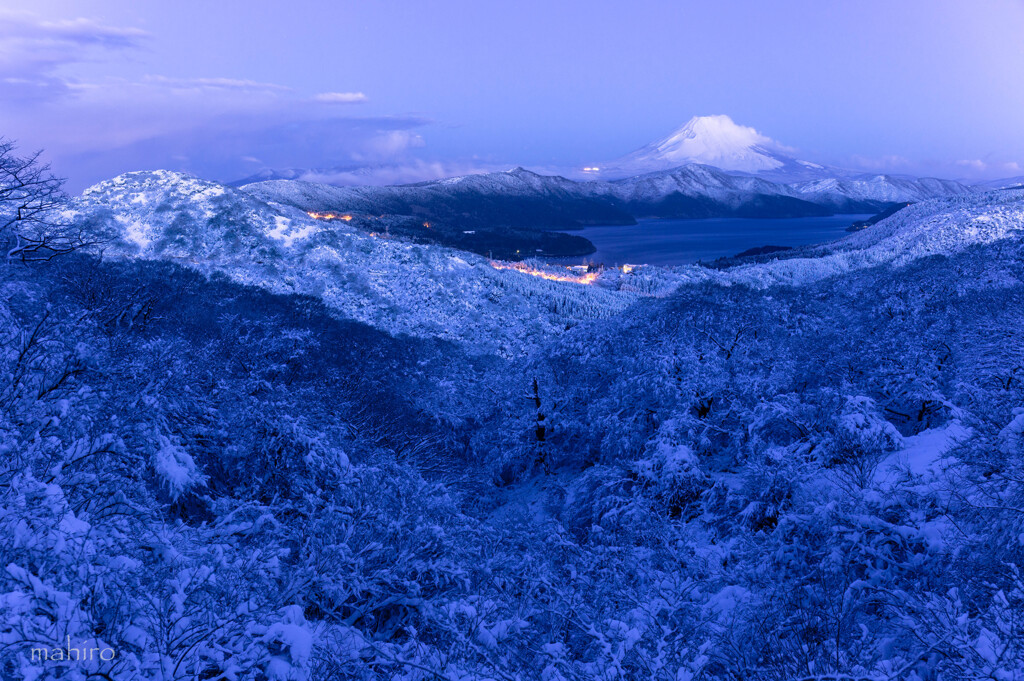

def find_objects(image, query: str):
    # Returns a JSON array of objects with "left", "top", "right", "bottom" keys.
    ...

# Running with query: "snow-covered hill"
[
  {"left": 722, "top": 186, "right": 1024, "bottom": 288},
  {"left": 977, "top": 175, "right": 1024, "bottom": 190},
  {"left": 792, "top": 174, "right": 975, "bottom": 209},
  {"left": 243, "top": 167, "right": 634, "bottom": 229},
  {"left": 75, "top": 171, "right": 680, "bottom": 355}
]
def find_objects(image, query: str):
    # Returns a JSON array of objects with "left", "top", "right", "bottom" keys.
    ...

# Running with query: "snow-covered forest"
[{"left": 3, "top": 139, "right": 1024, "bottom": 680}]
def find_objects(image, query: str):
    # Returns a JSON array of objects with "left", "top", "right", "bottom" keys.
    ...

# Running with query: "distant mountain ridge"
[
  {"left": 214, "top": 115, "right": 987, "bottom": 259},
  {"left": 240, "top": 116, "right": 980, "bottom": 216},
  {"left": 233, "top": 114, "right": 1020, "bottom": 193},
  {"left": 248, "top": 167, "right": 635, "bottom": 230},
  {"left": 242, "top": 161, "right": 977, "bottom": 259}
]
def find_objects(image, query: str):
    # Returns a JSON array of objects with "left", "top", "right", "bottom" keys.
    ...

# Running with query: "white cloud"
[
  {"left": 0, "top": 12, "right": 380, "bottom": 189},
  {"left": 53, "top": 114, "right": 434, "bottom": 191},
  {"left": 849, "top": 154, "right": 914, "bottom": 171},
  {"left": 0, "top": 12, "right": 462, "bottom": 194},
  {"left": 955, "top": 159, "right": 987, "bottom": 171},
  {"left": 352, "top": 130, "right": 426, "bottom": 162},
  {"left": 313, "top": 91, "right": 368, "bottom": 103},
  {"left": 845, "top": 153, "right": 1023, "bottom": 181},
  {"left": 0, "top": 12, "right": 149, "bottom": 47},
  {"left": 955, "top": 159, "right": 1021, "bottom": 174},
  {"left": 142, "top": 76, "right": 293, "bottom": 94},
  {"left": 0, "top": 11, "right": 149, "bottom": 101}
]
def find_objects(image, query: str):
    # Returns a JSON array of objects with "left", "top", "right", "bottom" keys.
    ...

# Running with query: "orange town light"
[
  {"left": 489, "top": 261, "right": 599, "bottom": 285},
  {"left": 307, "top": 211, "right": 353, "bottom": 221}
]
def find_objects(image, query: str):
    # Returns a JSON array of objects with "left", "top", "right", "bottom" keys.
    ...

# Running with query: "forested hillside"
[{"left": 2, "top": 156, "right": 1024, "bottom": 680}]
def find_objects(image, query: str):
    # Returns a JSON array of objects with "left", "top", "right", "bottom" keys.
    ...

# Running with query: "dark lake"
[{"left": 552, "top": 214, "right": 871, "bottom": 266}]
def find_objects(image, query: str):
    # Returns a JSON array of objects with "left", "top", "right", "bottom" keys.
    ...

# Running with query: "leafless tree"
[{"left": 0, "top": 138, "right": 95, "bottom": 261}]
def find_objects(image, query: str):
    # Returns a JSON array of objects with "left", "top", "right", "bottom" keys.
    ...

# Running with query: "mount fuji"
[{"left": 601, "top": 114, "right": 836, "bottom": 180}]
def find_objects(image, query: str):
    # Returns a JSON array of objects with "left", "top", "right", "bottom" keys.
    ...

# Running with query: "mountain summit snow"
[{"left": 614, "top": 115, "right": 798, "bottom": 175}]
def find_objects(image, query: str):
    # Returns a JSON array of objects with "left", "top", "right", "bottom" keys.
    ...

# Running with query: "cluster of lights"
[
  {"left": 307, "top": 211, "right": 353, "bottom": 221},
  {"left": 582, "top": 166, "right": 601, "bottom": 172},
  {"left": 489, "top": 261, "right": 600, "bottom": 285}
]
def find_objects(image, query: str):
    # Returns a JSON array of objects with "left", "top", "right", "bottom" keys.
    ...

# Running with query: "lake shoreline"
[{"left": 545, "top": 213, "right": 872, "bottom": 266}]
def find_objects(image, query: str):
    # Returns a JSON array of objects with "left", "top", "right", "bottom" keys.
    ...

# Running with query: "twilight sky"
[{"left": 2, "top": 0, "right": 1023, "bottom": 191}]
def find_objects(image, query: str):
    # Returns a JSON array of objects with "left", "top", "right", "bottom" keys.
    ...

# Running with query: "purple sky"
[{"left": 2, "top": 0, "right": 1024, "bottom": 191}]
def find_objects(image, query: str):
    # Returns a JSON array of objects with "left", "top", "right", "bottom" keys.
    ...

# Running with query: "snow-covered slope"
[
  {"left": 723, "top": 187, "right": 1024, "bottom": 288},
  {"left": 244, "top": 167, "right": 635, "bottom": 228},
  {"left": 75, "top": 171, "right": 674, "bottom": 355},
  {"left": 78, "top": 170, "right": 324, "bottom": 259},
  {"left": 976, "top": 175, "right": 1024, "bottom": 190},
  {"left": 793, "top": 174, "right": 975, "bottom": 208},
  {"left": 246, "top": 167, "right": 590, "bottom": 210},
  {"left": 602, "top": 163, "right": 975, "bottom": 212},
  {"left": 606, "top": 164, "right": 795, "bottom": 202}
]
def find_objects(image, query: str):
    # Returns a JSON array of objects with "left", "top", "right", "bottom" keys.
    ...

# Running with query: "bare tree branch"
[{"left": 0, "top": 138, "right": 97, "bottom": 262}]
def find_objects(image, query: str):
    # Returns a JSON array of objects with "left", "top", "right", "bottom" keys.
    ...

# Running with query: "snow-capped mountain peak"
[{"left": 618, "top": 114, "right": 793, "bottom": 174}]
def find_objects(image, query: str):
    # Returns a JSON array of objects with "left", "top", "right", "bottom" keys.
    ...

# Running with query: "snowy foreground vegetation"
[{"left": 2, "top": 162, "right": 1024, "bottom": 680}]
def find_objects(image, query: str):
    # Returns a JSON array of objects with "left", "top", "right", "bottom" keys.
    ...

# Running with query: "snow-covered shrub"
[
  {"left": 836, "top": 395, "right": 904, "bottom": 456},
  {"left": 634, "top": 422, "right": 710, "bottom": 519},
  {"left": 997, "top": 407, "right": 1024, "bottom": 456},
  {"left": 151, "top": 432, "right": 207, "bottom": 500},
  {"left": 734, "top": 449, "right": 807, "bottom": 533},
  {"left": 560, "top": 465, "right": 648, "bottom": 540},
  {"left": 818, "top": 395, "right": 905, "bottom": 492}
]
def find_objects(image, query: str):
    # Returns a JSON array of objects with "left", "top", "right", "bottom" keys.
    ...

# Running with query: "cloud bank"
[
  {"left": 0, "top": 12, "right": 428, "bottom": 191},
  {"left": 314, "top": 92, "right": 368, "bottom": 103}
]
